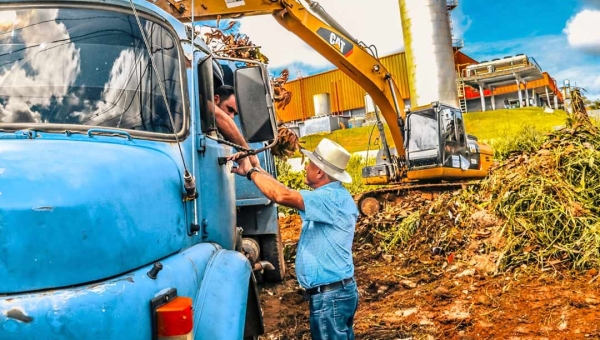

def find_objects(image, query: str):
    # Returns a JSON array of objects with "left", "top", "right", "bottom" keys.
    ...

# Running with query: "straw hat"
[{"left": 301, "top": 138, "right": 352, "bottom": 183}]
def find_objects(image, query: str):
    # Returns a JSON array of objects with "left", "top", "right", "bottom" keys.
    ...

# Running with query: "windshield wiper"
[{"left": 86, "top": 128, "right": 132, "bottom": 140}]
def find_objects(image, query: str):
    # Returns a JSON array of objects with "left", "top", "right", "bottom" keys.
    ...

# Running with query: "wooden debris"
[
  {"left": 272, "top": 125, "right": 302, "bottom": 159},
  {"left": 201, "top": 21, "right": 292, "bottom": 111}
]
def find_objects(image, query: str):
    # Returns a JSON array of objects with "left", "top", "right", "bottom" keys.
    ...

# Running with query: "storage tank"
[
  {"left": 364, "top": 93, "right": 376, "bottom": 114},
  {"left": 313, "top": 93, "right": 331, "bottom": 117},
  {"left": 399, "top": 0, "right": 459, "bottom": 108}
]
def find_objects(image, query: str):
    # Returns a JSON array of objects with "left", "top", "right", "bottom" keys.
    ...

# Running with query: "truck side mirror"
[{"left": 234, "top": 66, "right": 276, "bottom": 143}]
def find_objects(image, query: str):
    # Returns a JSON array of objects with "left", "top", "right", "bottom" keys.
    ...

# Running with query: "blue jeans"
[{"left": 309, "top": 279, "right": 359, "bottom": 340}]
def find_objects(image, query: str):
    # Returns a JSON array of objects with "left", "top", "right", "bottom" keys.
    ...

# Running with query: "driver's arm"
[
  {"left": 213, "top": 105, "right": 260, "bottom": 167},
  {"left": 214, "top": 105, "right": 247, "bottom": 148}
]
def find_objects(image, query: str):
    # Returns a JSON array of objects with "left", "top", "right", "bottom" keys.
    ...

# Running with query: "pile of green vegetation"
[
  {"left": 481, "top": 118, "right": 600, "bottom": 271},
  {"left": 374, "top": 116, "right": 600, "bottom": 272}
]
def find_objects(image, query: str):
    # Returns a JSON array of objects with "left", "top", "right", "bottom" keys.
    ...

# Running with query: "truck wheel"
[{"left": 260, "top": 230, "right": 286, "bottom": 282}]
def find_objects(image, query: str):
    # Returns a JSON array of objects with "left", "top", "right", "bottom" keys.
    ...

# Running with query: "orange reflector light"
[{"left": 156, "top": 296, "right": 193, "bottom": 336}]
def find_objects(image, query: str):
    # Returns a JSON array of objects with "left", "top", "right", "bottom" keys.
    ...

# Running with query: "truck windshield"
[{"left": 0, "top": 8, "right": 184, "bottom": 134}]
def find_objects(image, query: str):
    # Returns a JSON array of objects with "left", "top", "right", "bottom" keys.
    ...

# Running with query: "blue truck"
[{"left": 0, "top": 0, "right": 283, "bottom": 338}]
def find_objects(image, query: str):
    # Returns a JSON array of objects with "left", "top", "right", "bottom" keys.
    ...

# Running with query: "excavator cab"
[
  {"left": 404, "top": 101, "right": 492, "bottom": 181},
  {"left": 361, "top": 102, "right": 492, "bottom": 187},
  {"left": 406, "top": 102, "right": 471, "bottom": 171},
  {"left": 358, "top": 102, "right": 493, "bottom": 216}
]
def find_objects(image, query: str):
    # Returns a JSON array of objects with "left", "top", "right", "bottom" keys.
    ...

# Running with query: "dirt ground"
[{"left": 257, "top": 214, "right": 600, "bottom": 340}]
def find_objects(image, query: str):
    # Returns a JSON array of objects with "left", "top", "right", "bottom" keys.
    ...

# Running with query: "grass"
[
  {"left": 296, "top": 107, "right": 568, "bottom": 156},
  {"left": 299, "top": 124, "right": 394, "bottom": 154},
  {"left": 463, "top": 107, "right": 568, "bottom": 141}
]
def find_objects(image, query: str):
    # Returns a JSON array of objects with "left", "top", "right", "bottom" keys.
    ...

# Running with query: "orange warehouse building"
[{"left": 274, "top": 51, "right": 563, "bottom": 123}]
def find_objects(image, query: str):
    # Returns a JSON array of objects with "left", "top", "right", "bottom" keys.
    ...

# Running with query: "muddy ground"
[{"left": 256, "top": 213, "right": 600, "bottom": 340}]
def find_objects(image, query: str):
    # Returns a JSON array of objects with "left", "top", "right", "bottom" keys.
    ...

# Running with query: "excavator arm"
[
  {"left": 151, "top": 0, "right": 406, "bottom": 165},
  {"left": 152, "top": 0, "right": 494, "bottom": 217}
]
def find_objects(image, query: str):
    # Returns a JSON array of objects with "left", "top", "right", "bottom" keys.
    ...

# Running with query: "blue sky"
[{"left": 198, "top": 0, "right": 600, "bottom": 99}]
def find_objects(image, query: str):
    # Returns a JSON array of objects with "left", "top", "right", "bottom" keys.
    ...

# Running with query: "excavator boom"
[
  {"left": 151, "top": 0, "right": 406, "bottom": 158},
  {"left": 152, "top": 0, "right": 494, "bottom": 216}
]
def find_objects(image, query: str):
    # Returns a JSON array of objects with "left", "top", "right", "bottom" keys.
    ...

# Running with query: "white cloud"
[
  {"left": 552, "top": 66, "right": 600, "bottom": 100},
  {"left": 0, "top": 9, "right": 81, "bottom": 123},
  {"left": 564, "top": 9, "right": 600, "bottom": 54},
  {"left": 236, "top": 0, "right": 403, "bottom": 68},
  {"left": 71, "top": 49, "right": 149, "bottom": 127},
  {"left": 450, "top": 6, "right": 472, "bottom": 39}
]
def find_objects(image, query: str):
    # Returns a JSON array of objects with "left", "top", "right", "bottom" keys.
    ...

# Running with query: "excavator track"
[{"left": 354, "top": 180, "right": 482, "bottom": 216}]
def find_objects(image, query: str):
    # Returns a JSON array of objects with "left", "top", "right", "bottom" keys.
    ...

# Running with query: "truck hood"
[{"left": 0, "top": 137, "right": 186, "bottom": 294}]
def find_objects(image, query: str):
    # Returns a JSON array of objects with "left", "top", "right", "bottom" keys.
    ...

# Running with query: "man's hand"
[
  {"left": 227, "top": 151, "right": 260, "bottom": 168},
  {"left": 230, "top": 157, "right": 305, "bottom": 211},
  {"left": 231, "top": 156, "right": 254, "bottom": 177}
]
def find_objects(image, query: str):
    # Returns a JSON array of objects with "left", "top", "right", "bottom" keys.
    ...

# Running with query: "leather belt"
[{"left": 305, "top": 277, "right": 354, "bottom": 296}]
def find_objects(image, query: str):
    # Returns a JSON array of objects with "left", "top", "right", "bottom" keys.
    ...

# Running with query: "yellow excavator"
[{"left": 151, "top": 0, "right": 494, "bottom": 216}]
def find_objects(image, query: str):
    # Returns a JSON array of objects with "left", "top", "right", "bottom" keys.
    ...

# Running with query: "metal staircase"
[{"left": 456, "top": 78, "right": 468, "bottom": 113}]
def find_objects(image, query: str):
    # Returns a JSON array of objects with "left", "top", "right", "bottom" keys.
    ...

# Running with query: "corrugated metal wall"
[{"left": 276, "top": 52, "right": 412, "bottom": 122}]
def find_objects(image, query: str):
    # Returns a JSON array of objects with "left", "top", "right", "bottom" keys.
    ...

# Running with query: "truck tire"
[{"left": 260, "top": 230, "right": 286, "bottom": 282}]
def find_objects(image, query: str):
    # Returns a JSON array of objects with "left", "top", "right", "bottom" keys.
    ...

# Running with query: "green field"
[{"left": 298, "top": 107, "right": 569, "bottom": 154}]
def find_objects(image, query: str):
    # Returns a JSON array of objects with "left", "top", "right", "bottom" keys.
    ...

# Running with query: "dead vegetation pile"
[
  {"left": 365, "top": 117, "right": 600, "bottom": 274},
  {"left": 202, "top": 20, "right": 293, "bottom": 111},
  {"left": 201, "top": 20, "right": 302, "bottom": 158},
  {"left": 484, "top": 119, "right": 600, "bottom": 271},
  {"left": 271, "top": 124, "right": 302, "bottom": 159}
]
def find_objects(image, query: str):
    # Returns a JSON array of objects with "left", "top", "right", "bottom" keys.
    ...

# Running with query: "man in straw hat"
[{"left": 231, "top": 138, "right": 359, "bottom": 340}]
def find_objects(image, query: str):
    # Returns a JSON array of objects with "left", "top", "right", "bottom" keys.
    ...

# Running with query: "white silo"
[{"left": 399, "top": 0, "right": 459, "bottom": 108}]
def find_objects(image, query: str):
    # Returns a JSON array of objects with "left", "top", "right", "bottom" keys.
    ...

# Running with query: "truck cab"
[
  {"left": 214, "top": 59, "right": 285, "bottom": 283},
  {"left": 0, "top": 1, "right": 275, "bottom": 338}
]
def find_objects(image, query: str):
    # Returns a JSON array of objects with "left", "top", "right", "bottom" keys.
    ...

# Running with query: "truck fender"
[{"left": 193, "top": 249, "right": 257, "bottom": 340}]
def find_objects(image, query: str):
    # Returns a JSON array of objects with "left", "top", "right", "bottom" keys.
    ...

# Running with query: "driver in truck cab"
[
  {"left": 214, "top": 85, "right": 237, "bottom": 119},
  {"left": 212, "top": 85, "right": 260, "bottom": 172}
]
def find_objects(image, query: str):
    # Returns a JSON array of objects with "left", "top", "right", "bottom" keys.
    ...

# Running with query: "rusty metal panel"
[
  {"left": 526, "top": 72, "right": 550, "bottom": 89},
  {"left": 491, "top": 84, "right": 518, "bottom": 95},
  {"left": 454, "top": 51, "right": 478, "bottom": 73}
]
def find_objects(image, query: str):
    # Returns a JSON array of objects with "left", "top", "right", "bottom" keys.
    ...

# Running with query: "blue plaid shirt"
[{"left": 296, "top": 181, "right": 359, "bottom": 289}]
